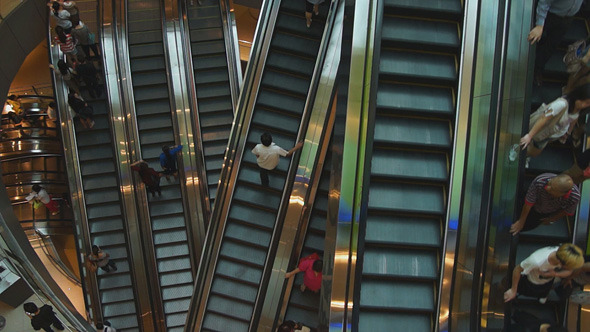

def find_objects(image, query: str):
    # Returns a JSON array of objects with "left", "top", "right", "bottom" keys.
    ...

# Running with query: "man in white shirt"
[
  {"left": 504, "top": 243, "right": 584, "bottom": 303},
  {"left": 251, "top": 132, "right": 303, "bottom": 187}
]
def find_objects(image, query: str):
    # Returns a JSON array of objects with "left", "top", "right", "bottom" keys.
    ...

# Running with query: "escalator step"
[
  {"left": 224, "top": 222, "right": 272, "bottom": 250},
  {"left": 377, "top": 83, "right": 454, "bottom": 115},
  {"left": 89, "top": 216, "right": 125, "bottom": 233},
  {"left": 368, "top": 182, "right": 445, "bottom": 215},
  {"left": 130, "top": 57, "right": 166, "bottom": 72},
  {"left": 103, "top": 315, "right": 139, "bottom": 331},
  {"left": 373, "top": 117, "right": 451, "bottom": 149},
  {"left": 162, "top": 284, "right": 193, "bottom": 301},
  {"left": 232, "top": 179, "right": 283, "bottom": 208},
  {"left": 195, "top": 68, "right": 231, "bottom": 84},
  {"left": 385, "top": 0, "right": 462, "bottom": 15},
  {"left": 193, "top": 54, "right": 228, "bottom": 70},
  {"left": 87, "top": 202, "right": 123, "bottom": 219},
  {"left": 157, "top": 256, "right": 191, "bottom": 273},
  {"left": 83, "top": 175, "right": 117, "bottom": 190},
  {"left": 266, "top": 51, "right": 316, "bottom": 76},
  {"left": 359, "top": 312, "right": 431, "bottom": 332},
  {"left": 203, "top": 311, "right": 249, "bottom": 331},
  {"left": 262, "top": 70, "right": 311, "bottom": 96},
  {"left": 131, "top": 71, "right": 168, "bottom": 87},
  {"left": 365, "top": 216, "right": 441, "bottom": 247},
  {"left": 99, "top": 273, "right": 133, "bottom": 291},
  {"left": 198, "top": 98, "right": 233, "bottom": 113},
  {"left": 128, "top": 31, "right": 163, "bottom": 45},
  {"left": 133, "top": 85, "right": 169, "bottom": 101},
  {"left": 229, "top": 202, "right": 278, "bottom": 229},
  {"left": 102, "top": 301, "right": 139, "bottom": 317},
  {"left": 155, "top": 242, "right": 189, "bottom": 259},
  {"left": 380, "top": 49, "right": 457, "bottom": 85},
  {"left": 208, "top": 295, "right": 253, "bottom": 321},
  {"left": 252, "top": 108, "right": 301, "bottom": 133},
  {"left": 190, "top": 27, "right": 223, "bottom": 43},
  {"left": 363, "top": 248, "right": 438, "bottom": 279},
  {"left": 371, "top": 149, "right": 448, "bottom": 182},
  {"left": 360, "top": 280, "right": 435, "bottom": 311},
  {"left": 78, "top": 145, "right": 114, "bottom": 161},
  {"left": 195, "top": 82, "right": 231, "bottom": 99},
  {"left": 165, "top": 311, "right": 189, "bottom": 327},
  {"left": 100, "top": 287, "right": 135, "bottom": 303},
  {"left": 215, "top": 259, "right": 262, "bottom": 285},
  {"left": 129, "top": 43, "right": 164, "bottom": 58},
  {"left": 275, "top": 12, "right": 323, "bottom": 38},
  {"left": 153, "top": 229, "right": 188, "bottom": 245},
  {"left": 272, "top": 32, "right": 321, "bottom": 59},
  {"left": 149, "top": 201, "right": 184, "bottom": 217},
  {"left": 84, "top": 188, "right": 120, "bottom": 205},
  {"left": 80, "top": 159, "right": 115, "bottom": 176},
  {"left": 211, "top": 277, "right": 259, "bottom": 303},
  {"left": 190, "top": 16, "right": 222, "bottom": 30},
  {"left": 563, "top": 18, "right": 588, "bottom": 44},
  {"left": 128, "top": 19, "right": 161, "bottom": 32},
  {"left": 159, "top": 270, "right": 193, "bottom": 287},
  {"left": 152, "top": 214, "right": 186, "bottom": 231},
  {"left": 256, "top": 90, "right": 307, "bottom": 117},
  {"left": 382, "top": 16, "right": 460, "bottom": 52}
]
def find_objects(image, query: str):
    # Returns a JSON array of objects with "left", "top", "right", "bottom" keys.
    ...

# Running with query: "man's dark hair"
[
  {"left": 312, "top": 259, "right": 323, "bottom": 272},
  {"left": 23, "top": 302, "right": 38, "bottom": 314},
  {"left": 96, "top": 323, "right": 104, "bottom": 329},
  {"left": 278, "top": 321, "right": 296, "bottom": 332},
  {"left": 49, "top": 102, "right": 56, "bottom": 108},
  {"left": 260, "top": 132, "right": 272, "bottom": 146},
  {"left": 32, "top": 184, "right": 42, "bottom": 193},
  {"left": 92, "top": 245, "right": 100, "bottom": 255}
]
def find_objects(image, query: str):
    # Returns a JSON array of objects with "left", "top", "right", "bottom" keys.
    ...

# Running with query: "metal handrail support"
[
  {"left": 220, "top": 0, "right": 244, "bottom": 103},
  {"left": 48, "top": 7, "right": 101, "bottom": 326},
  {"left": 255, "top": 1, "right": 343, "bottom": 331},
  {"left": 184, "top": 0, "right": 287, "bottom": 329}
]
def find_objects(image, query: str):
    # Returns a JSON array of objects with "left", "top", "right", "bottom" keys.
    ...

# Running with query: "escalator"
[
  {"left": 193, "top": 1, "right": 329, "bottom": 330},
  {"left": 282, "top": 151, "right": 331, "bottom": 328},
  {"left": 508, "top": 9, "right": 590, "bottom": 326},
  {"left": 354, "top": 1, "right": 463, "bottom": 330},
  {"left": 186, "top": 0, "right": 238, "bottom": 208},
  {"left": 72, "top": 68, "right": 141, "bottom": 329},
  {"left": 126, "top": 0, "right": 194, "bottom": 328}
]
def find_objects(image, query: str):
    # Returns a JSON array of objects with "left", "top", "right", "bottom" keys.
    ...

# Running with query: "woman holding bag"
[
  {"left": 519, "top": 83, "right": 590, "bottom": 158},
  {"left": 72, "top": 21, "right": 100, "bottom": 59}
]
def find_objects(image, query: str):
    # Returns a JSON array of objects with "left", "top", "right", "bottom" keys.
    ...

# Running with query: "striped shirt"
[
  {"left": 54, "top": 34, "right": 76, "bottom": 54},
  {"left": 525, "top": 173, "right": 580, "bottom": 215}
]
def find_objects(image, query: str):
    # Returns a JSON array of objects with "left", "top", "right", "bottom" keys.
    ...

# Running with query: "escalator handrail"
[
  {"left": 220, "top": 0, "right": 243, "bottom": 107},
  {"left": 48, "top": 2, "right": 102, "bottom": 325}
]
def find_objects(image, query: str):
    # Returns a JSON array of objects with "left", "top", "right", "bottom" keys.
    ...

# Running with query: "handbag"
[
  {"left": 563, "top": 38, "right": 589, "bottom": 74},
  {"left": 32, "top": 200, "right": 43, "bottom": 209}
]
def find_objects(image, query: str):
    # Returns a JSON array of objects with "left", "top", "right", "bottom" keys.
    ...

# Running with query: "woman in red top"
[
  {"left": 54, "top": 26, "right": 79, "bottom": 64},
  {"left": 285, "top": 253, "right": 323, "bottom": 292},
  {"left": 131, "top": 160, "right": 162, "bottom": 197}
]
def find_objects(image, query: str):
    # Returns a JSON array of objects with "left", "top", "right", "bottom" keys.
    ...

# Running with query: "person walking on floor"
[
  {"left": 24, "top": 302, "right": 64, "bottom": 332},
  {"left": 252, "top": 132, "right": 303, "bottom": 187}
]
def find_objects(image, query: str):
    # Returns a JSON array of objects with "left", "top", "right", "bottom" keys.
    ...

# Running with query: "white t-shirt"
[
  {"left": 520, "top": 246, "right": 560, "bottom": 285},
  {"left": 252, "top": 143, "right": 288, "bottom": 170},
  {"left": 26, "top": 188, "right": 51, "bottom": 204},
  {"left": 537, "top": 98, "right": 578, "bottom": 140}
]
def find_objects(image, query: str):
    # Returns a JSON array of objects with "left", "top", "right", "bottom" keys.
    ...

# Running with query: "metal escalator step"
[
  {"left": 284, "top": 306, "right": 318, "bottom": 330},
  {"left": 99, "top": 273, "right": 133, "bottom": 290},
  {"left": 374, "top": 117, "right": 451, "bottom": 149},
  {"left": 76, "top": 130, "right": 111, "bottom": 146},
  {"left": 84, "top": 188, "right": 120, "bottom": 205},
  {"left": 371, "top": 149, "right": 448, "bottom": 181},
  {"left": 83, "top": 175, "right": 117, "bottom": 190},
  {"left": 563, "top": 18, "right": 587, "bottom": 44},
  {"left": 302, "top": 232, "right": 325, "bottom": 253},
  {"left": 190, "top": 27, "right": 223, "bottom": 43},
  {"left": 133, "top": 85, "right": 169, "bottom": 101},
  {"left": 129, "top": 43, "right": 164, "bottom": 58},
  {"left": 149, "top": 200, "right": 183, "bottom": 217},
  {"left": 156, "top": 243, "right": 189, "bottom": 259},
  {"left": 130, "top": 56, "right": 166, "bottom": 72},
  {"left": 102, "top": 301, "right": 138, "bottom": 317},
  {"left": 360, "top": 279, "right": 435, "bottom": 311},
  {"left": 80, "top": 159, "right": 115, "bottom": 176},
  {"left": 191, "top": 40, "right": 225, "bottom": 56},
  {"left": 128, "top": 19, "right": 161, "bottom": 32},
  {"left": 207, "top": 169, "right": 221, "bottom": 186},
  {"left": 271, "top": 32, "right": 321, "bottom": 59},
  {"left": 87, "top": 202, "right": 122, "bottom": 219},
  {"left": 255, "top": 89, "right": 306, "bottom": 116},
  {"left": 252, "top": 109, "right": 301, "bottom": 133},
  {"left": 377, "top": 83, "right": 454, "bottom": 115},
  {"left": 380, "top": 49, "right": 456, "bottom": 84},
  {"left": 165, "top": 312, "right": 188, "bottom": 328},
  {"left": 215, "top": 259, "right": 263, "bottom": 285},
  {"left": 309, "top": 214, "right": 327, "bottom": 232},
  {"left": 128, "top": 31, "right": 163, "bottom": 45},
  {"left": 153, "top": 229, "right": 188, "bottom": 245},
  {"left": 188, "top": 3, "right": 219, "bottom": 18},
  {"left": 193, "top": 53, "right": 228, "bottom": 70},
  {"left": 211, "top": 277, "right": 259, "bottom": 303},
  {"left": 288, "top": 289, "right": 320, "bottom": 311},
  {"left": 238, "top": 164, "right": 286, "bottom": 191},
  {"left": 366, "top": 216, "right": 441, "bottom": 247},
  {"left": 382, "top": 16, "right": 460, "bottom": 51},
  {"left": 78, "top": 145, "right": 114, "bottom": 161},
  {"left": 92, "top": 235, "right": 127, "bottom": 251},
  {"left": 519, "top": 219, "right": 570, "bottom": 241},
  {"left": 359, "top": 312, "right": 431, "bottom": 332},
  {"left": 368, "top": 182, "right": 445, "bottom": 215},
  {"left": 162, "top": 284, "right": 193, "bottom": 301},
  {"left": 100, "top": 287, "right": 135, "bottom": 303},
  {"left": 220, "top": 239, "right": 268, "bottom": 266},
  {"left": 275, "top": 12, "right": 323, "bottom": 38},
  {"left": 527, "top": 145, "right": 574, "bottom": 173},
  {"left": 203, "top": 311, "right": 249, "bottom": 332},
  {"left": 131, "top": 71, "right": 168, "bottom": 87},
  {"left": 544, "top": 51, "right": 567, "bottom": 78},
  {"left": 132, "top": 99, "right": 169, "bottom": 116},
  {"left": 152, "top": 214, "right": 186, "bottom": 231},
  {"left": 195, "top": 83, "right": 231, "bottom": 99},
  {"left": 266, "top": 51, "right": 316, "bottom": 76},
  {"left": 262, "top": 70, "right": 310, "bottom": 96},
  {"left": 224, "top": 222, "right": 272, "bottom": 249},
  {"left": 158, "top": 256, "right": 191, "bottom": 273},
  {"left": 229, "top": 202, "right": 278, "bottom": 229},
  {"left": 89, "top": 217, "right": 124, "bottom": 233},
  {"left": 195, "top": 68, "right": 231, "bottom": 84},
  {"left": 103, "top": 315, "right": 139, "bottom": 331},
  {"left": 207, "top": 295, "right": 253, "bottom": 321},
  {"left": 200, "top": 112, "right": 233, "bottom": 128},
  {"left": 515, "top": 243, "right": 547, "bottom": 264},
  {"left": 385, "top": 0, "right": 463, "bottom": 15},
  {"left": 190, "top": 16, "right": 222, "bottom": 30},
  {"left": 232, "top": 180, "right": 282, "bottom": 208},
  {"left": 312, "top": 194, "right": 328, "bottom": 213},
  {"left": 363, "top": 248, "right": 438, "bottom": 279},
  {"left": 531, "top": 82, "right": 562, "bottom": 107},
  {"left": 203, "top": 139, "right": 227, "bottom": 156},
  {"left": 198, "top": 98, "right": 233, "bottom": 113},
  {"left": 160, "top": 270, "right": 193, "bottom": 287}
]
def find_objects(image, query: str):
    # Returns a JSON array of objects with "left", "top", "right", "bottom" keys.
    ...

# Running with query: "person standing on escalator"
[
  {"left": 252, "top": 132, "right": 303, "bottom": 187},
  {"left": 160, "top": 144, "right": 183, "bottom": 181},
  {"left": 529, "top": 0, "right": 584, "bottom": 86},
  {"left": 304, "top": 0, "right": 324, "bottom": 28}
]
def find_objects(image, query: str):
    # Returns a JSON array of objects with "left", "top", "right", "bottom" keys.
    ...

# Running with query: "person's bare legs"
[
  {"left": 313, "top": 4, "right": 319, "bottom": 15},
  {"left": 305, "top": 11, "right": 312, "bottom": 28}
]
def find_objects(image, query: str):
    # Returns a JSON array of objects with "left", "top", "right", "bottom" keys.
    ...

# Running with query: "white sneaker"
[
  {"left": 525, "top": 157, "right": 531, "bottom": 169},
  {"left": 539, "top": 297, "right": 547, "bottom": 304}
]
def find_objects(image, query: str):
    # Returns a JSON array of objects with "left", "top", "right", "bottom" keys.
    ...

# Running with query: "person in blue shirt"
[
  {"left": 159, "top": 144, "right": 183, "bottom": 181},
  {"left": 528, "top": 0, "right": 584, "bottom": 86}
]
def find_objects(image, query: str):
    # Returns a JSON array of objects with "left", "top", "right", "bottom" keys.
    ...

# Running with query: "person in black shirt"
[
  {"left": 75, "top": 55, "right": 102, "bottom": 98},
  {"left": 67, "top": 92, "right": 95, "bottom": 129},
  {"left": 24, "top": 302, "right": 64, "bottom": 332},
  {"left": 509, "top": 310, "right": 567, "bottom": 332}
]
